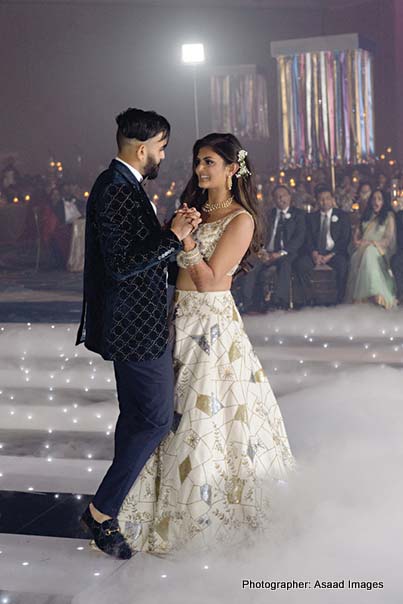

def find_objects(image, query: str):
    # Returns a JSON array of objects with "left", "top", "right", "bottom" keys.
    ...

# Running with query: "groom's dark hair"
[{"left": 115, "top": 108, "right": 170, "bottom": 149}]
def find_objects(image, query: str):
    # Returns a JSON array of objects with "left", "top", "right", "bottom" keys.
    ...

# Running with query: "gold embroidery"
[
  {"left": 196, "top": 394, "right": 211, "bottom": 416},
  {"left": 154, "top": 516, "right": 170, "bottom": 541},
  {"left": 254, "top": 369, "right": 267, "bottom": 383},
  {"left": 234, "top": 405, "right": 248, "bottom": 423},
  {"left": 229, "top": 341, "right": 242, "bottom": 363},
  {"left": 226, "top": 478, "right": 245, "bottom": 504},
  {"left": 179, "top": 455, "right": 192, "bottom": 483}
]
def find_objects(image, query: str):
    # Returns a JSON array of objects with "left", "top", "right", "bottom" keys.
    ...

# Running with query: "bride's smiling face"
[{"left": 195, "top": 146, "right": 233, "bottom": 190}]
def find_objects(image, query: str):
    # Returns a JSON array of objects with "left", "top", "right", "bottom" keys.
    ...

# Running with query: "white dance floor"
[{"left": 0, "top": 305, "right": 402, "bottom": 603}]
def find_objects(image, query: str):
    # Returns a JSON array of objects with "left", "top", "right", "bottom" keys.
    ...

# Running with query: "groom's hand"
[{"left": 171, "top": 206, "right": 202, "bottom": 241}]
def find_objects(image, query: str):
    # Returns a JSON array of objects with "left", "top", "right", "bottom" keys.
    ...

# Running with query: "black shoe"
[{"left": 80, "top": 506, "right": 133, "bottom": 560}]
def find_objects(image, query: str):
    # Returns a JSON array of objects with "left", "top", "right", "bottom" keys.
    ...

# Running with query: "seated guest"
[
  {"left": 355, "top": 181, "right": 373, "bottom": 215},
  {"left": 292, "top": 180, "right": 315, "bottom": 211},
  {"left": 391, "top": 210, "right": 403, "bottom": 304},
  {"left": 250, "top": 184, "right": 305, "bottom": 310},
  {"left": 336, "top": 174, "right": 355, "bottom": 212},
  {"left": 377, "top": 172, "right": 389, "bottom": 192},
  {"left": 296, "top": 185, "right": 351, "bottom": 304},
  {"left": 346, "top": 190, "right": 397, "bottom": 308}
]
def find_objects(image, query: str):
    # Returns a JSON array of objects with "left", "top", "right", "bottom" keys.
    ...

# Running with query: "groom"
[{"left": 76, "top": 108, "right": 200, "bottom": 559}]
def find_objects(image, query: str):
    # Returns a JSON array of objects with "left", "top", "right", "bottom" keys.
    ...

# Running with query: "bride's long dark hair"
[{"left": 180, "top": 133, "right": 264, "bottom": 262}]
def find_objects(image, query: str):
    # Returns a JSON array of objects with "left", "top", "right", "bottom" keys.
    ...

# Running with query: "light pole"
[{"left": 181, "top": 43, "right": 205, "bottom": 139}]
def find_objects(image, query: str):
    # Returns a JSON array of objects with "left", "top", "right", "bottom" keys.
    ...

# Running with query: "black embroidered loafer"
[{"left": 80, "top": 506, "right": 133, "bottom": 560}]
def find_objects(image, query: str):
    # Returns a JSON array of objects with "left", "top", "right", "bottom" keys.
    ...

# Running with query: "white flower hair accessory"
[{"left": 236, "top": 149, "right": 252, "bottom": 179}]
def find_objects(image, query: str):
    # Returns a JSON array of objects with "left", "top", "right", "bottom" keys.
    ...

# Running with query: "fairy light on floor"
[{"left": 0, "top": 319, "right": 401, "bottom": 502}]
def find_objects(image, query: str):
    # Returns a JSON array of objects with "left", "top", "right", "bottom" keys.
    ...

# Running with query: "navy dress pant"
[{"left": 92, "top": 346, "right": 174, "bottom": 517}]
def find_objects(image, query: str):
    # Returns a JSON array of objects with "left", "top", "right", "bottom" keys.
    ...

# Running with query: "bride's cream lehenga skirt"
[{"left": 118, "top": 290, "right": 295, "bottom": 554}]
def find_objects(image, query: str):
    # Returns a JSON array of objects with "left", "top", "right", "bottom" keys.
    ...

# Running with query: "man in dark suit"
[
  {"left": 391, "top": 210, "right": 403, "bottom": 303},
  {"left": 243, "top": 185, "right": 305, "bottom": 310},
  {"left": 296, "top": 185, "right": 351, "bottom": 304},
  {"left": 76, "top": 108, "right": 200, "bottom": 559}
]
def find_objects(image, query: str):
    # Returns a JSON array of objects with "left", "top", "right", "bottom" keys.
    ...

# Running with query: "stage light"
[
  {"left": 181, "top": 43, "right": 205, "bottom": 138},
  {"left": 181, "top": 43, "right": 205, "bottom": 64}
]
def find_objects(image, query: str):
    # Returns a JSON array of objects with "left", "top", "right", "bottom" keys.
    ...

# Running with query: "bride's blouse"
[
  {"left": 176, "top": 208, "right": 254, "bottom": 292},
  {"left": 192, "top": 209, "right": 253, "bottom": 276}
]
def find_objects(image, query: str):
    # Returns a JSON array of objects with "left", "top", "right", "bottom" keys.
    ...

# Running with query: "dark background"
[{"left": 1, "top": 0, "right": 402, "bottom": 178}]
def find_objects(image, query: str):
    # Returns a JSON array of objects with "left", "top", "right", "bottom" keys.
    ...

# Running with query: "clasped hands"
[
  {"left": 257, "top": 249, "right": 283, "bottom": 264},
  {"left": 312, "top": 251, "right": 334, "bottom": 265},
  {"left": 171, "top": 203, "right": 202, "bottom": 241}
]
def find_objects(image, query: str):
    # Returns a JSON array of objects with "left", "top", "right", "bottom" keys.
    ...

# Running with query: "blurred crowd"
[{"left": 1, "top": 152, "right": 403, "bottom": 309}]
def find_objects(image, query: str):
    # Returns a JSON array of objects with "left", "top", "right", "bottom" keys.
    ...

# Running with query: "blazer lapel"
[{"left": 330, "top": 210, "right": 339, "bottom": 239}]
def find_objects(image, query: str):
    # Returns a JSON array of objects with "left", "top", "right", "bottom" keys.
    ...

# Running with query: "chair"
[{"left": 310, "top": 265, "right": 338, "bottom": 305}]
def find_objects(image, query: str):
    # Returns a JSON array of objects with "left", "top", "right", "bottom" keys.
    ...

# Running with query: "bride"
[{"left": 118, "top": 133, "right": 295, "bottom": 553}]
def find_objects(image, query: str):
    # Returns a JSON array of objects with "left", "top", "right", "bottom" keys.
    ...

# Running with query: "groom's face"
[{"left": 142, "top": 132, "right": 168, "bottom": 180}]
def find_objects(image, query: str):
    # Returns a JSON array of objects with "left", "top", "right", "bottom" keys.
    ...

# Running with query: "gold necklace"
[{"left": 202, "top": 195, "right": 234, "bottom": 213}]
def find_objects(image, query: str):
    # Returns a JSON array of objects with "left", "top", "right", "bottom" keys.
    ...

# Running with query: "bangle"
[{"left": 176, "top": 243, "right": 203, "bottom": 268}]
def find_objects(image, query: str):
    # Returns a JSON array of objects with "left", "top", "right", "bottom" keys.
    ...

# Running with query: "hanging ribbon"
[
  {"left": 305, "top": 52, "right": 312, "bottom": 164},
  {"left": 275, "top": 46, "right": 375, "bottom": 168}
]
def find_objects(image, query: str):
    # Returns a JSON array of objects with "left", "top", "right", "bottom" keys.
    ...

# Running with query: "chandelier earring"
[{"left": 227, "top": 174, "right": 233, "bottom": 191}]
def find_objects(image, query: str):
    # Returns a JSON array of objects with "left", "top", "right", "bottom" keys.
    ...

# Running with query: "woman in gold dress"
[{"left": 119, "top": 133, "right": 295, "bottom": 553}]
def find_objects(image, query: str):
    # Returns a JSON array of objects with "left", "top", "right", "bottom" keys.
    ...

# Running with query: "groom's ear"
[{"left": 137, "top": 143, "right": 146, "bottom": 161}]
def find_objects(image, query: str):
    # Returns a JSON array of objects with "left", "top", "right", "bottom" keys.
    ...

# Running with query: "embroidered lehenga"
[{"left": 118, "top": 211, "right": 295, "bottom": 553}]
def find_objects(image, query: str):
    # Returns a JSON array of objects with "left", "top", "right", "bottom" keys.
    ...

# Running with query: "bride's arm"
[{"left": 180, "top": 214, "right": 254, "bottom": 292}]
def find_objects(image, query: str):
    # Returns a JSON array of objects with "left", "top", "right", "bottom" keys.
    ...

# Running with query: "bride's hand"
[{"left": 183, "top": 235, "right": 196, "bottom": 252}]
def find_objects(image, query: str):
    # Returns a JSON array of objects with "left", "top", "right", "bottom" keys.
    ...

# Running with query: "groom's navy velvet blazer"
[{"left": 76, "top": 160, "right": 182, "bottom": 361}]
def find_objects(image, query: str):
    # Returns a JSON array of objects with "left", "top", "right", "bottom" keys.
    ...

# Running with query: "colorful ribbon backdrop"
[
  {"left": 211, "top": 72, "right": 270, "bottom": 139},
  {"left": 277, "top": 49, "right": 375, "bottom": 168}
]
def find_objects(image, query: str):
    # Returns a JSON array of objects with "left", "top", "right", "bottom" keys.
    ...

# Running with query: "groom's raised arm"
[{"left": 98, "top": 183, "right": 182, "bottom": 280}]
